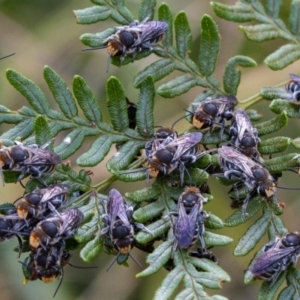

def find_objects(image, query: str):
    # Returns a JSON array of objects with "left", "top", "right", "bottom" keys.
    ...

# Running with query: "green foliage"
[
  {"left": 1, "top": 0, "right": 300, "bottom": 299},
  {"left": 211, "top": 0, "right": 300, "bottom": 70}
]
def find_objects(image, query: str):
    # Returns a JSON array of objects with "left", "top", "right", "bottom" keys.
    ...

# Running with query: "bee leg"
[
  {"left": 178, "top": 162, "right": 187, "bottom": 186},
  {"left": 241, "top": 194, "right": 251, "bottom": 216},
  {"left": 16, "top": 234, "right": 23, "bottom": 258},
  {"left": 134, "top": 222, "right": 153, "bottom": 236},
  {"left": 100, "top": 225, "right": 109, "bottom": 235}
]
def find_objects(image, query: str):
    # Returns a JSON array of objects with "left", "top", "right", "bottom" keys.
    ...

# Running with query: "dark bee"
[
  {"left": 101, "top": 189, "right": 149, "bottom": 270},
  {"left": 217, "top": 146, "right": 276, "bottom": 214},
  {"left": 29, "top": 208, "right": 83, "bottom": 249},
  {"left": 145, "top": 132, "right": 203, "bottom": 184},
  {"left": 145, "top": 127, "right": 178, "bottom": 158},
  {"left": 102, "top": 16, "right": 168, "bottom": 65},
  {"left": 17, "top": 184, "right": 70, "bottom": 220},
  {"left": 0, "top": 141, "right": 61, "bottom": 185},
  {"left": 248, "top": 232, "right": 300, "bottom": 285},
  {"left": 22, "top": 240, "right": 69, "bottom": 283},
  {"left": 285, "top": 74, "right": 300, "bottom": 102},
  {"left": 189, "top": 247, "right": 218, "bottom": 264},
  {"left": 230, "top": 109, "right": 260, "bottom": 159},
  {"left": 191, "top": 95, "right": 237, "bottom": 133},
  {"left": 116, "top": 98, "right": 137, "bottom": 151},
  {"left": 0, "top": 214, "right": 33, "bottom": 255},
  {"left": 171, "top": 186, "right": 208, "bottom": 250}
]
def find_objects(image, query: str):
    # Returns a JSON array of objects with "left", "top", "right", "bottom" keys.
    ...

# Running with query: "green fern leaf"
[
  {"left": 136, "top": 76, "right": 155, "bottom": 137},
  {"left": 74, "top": 6, "right": 111, "bottom": 24},
  {"left": 174, "top": 11, "right": 192, "bottom": 58},
  {"left": 44, "top": 66, "right": 78, "bottom": 119},
  {"left": 234, "top": 211, "right": 271, "bottom": 256},
  {"left": 73, "top": 75, "right": 102, "bottom": 127},
  {"left": 198, "top": 15, "right": 220, "bottom": 76}
]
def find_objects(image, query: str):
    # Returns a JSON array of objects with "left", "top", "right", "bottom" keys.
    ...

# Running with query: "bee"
[
  {"left": 145, "top": 132, "right": 203, "bottom": 184},
  {"left": 230, "top": 109, "right": 261, "bottom": 159},
  {"left": 0, "top": 214, "right": 33, "bottom": 255},
  {"left": 22, "top": 240, "right": 69, "bottom": 283},
  {"left": 171, "top": 186, "right": 208, "bottom": 250},
  {"left": 29, "top": 208, "right": 83, "bottom": 249},
  {"left": 191, "top": 95, "right": 237, "bottom": 133},
  {"left": 103, "top": 16, "right": 167, "bottom": 67},
  {"left": 285, "top": 74, "right": 300, "bottom": 102},
  {"left": 84, "top": 16, "right": 168, "bottom": 72},
  {"left": 217, "top": 146, "right": 276, "bottom": 214},
  {"left": 0, "top": 140, "right": 61, "bottom": 185},
  {"left": 21, "top": 240, "right": 72, "bottom": 297},
  {"left": 248, "top": 232, "right": 300, "bottom": 285},
  {"left": 17, "top": 184, "right": 70, "bottom": 220},
  {"left": 101, "top": 189, "right": 150, "bottom": 270},
  {"left": 145, "top": 127, "right": 178, "bottom": 158}
]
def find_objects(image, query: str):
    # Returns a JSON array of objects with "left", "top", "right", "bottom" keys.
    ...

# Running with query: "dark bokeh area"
[{"left": 1, "top": 0, "right": 300, "bottom": 299}]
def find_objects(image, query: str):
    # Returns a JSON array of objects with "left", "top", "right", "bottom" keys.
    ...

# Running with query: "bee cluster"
[
  {"left": 1, "top": 12, "right": 300, "bottom": 298},
  {"left": 85, "top": 17, "right": 300, "bottom": 286},
  {"left": 0, "top": 141, "right": 83, "bottom": 296},
  {"left": 135, "top": 90, "right": 300, "bottom": 281}
]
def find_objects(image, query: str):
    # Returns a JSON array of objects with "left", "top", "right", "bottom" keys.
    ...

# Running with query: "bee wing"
[
  {"left": 175, "top": 202, "right": 199, "bottom": 249},
  {"left": 163, "top": 132, "right": 202, "bottom": 162},
  {"left": 290, "top": 74, "right": 300, "bottom": 83},
  {"left": 249, "top": 246, "right": 300, "bottom": 274},
  {"left": 107, "top": 189, "right": 130, "bottom": 226},
  {"left": 218, "top": 146, "right": 255, "bottom": 177},
  {"left": 137, "top": 21, "right": 168, "bottom": 44},
  {"left": 40, "top": 184, "right": 69, "bottom": 203},
  {"left": 234, "top": 109, "right": 252, "bottom": 141},
  {"left": 22, "top": 147, "right": 61, "bottom": 165},
  {"left": 59, "top": 209, "right": 83, "bottom": 235}
]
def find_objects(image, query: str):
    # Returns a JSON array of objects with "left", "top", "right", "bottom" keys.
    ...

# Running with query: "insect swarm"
[{"left": 2, "top": 0, "right": 300, "bottom": 299}]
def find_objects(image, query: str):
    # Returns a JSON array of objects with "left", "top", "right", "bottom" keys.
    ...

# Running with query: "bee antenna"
[
  {"left": 0, "top": 53, "right": 15, "bottom": 60},
  {"left": 106, "top": 252, "right": 120, "bottom": 272},
  {"left": 82, "top": 46, "right": 107, "bottom": 51},
  {"left": 194, "top": 164, "right": 211, "bottom": 186},
  {"left": 19, "top": 181, "right": 26, "bottom": 189},
  {"left": 171, "top": 114, "right": 189, "bottom": 129},
  {"left": 106, "top": 53, "right": 112, "bottom": 73},
  {"left": 117, "top": 167, "right": 148, "bottom": 175},
  {"left": 67, "top": 263, "right": 98, "bottom": 269},
  {"left": 0, "top": 167, "right": 4, "bottom": 186},
  {"left": 277, "top": 185, "right": 300, "bottom": 191},
  {"left": 128, "top": 252, "right": 142, "bottom": 268},
  {"left": 53, "top": 269, "right": 64, "bottom": 298}
]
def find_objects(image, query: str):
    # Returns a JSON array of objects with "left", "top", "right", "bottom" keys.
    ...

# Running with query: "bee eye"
[
  {"left": 156, "top": 128, "right": 174, "bottom": 139},
  {"left": 155, "top": 149, "right": 174, "bottom": 164},
  {"left": 252, "top": 167, "right": 268, "bottom": 180},
  {"left": 10, "top": 146, "right": 29, "bottom": 163},
  {"left": 202, "top": 103, "right": 218, "bottom": 117},
  {"left": 283, "top": 233, "right": 300, "bottom": 246},
  {"left": 118, "top": 30, "right": 138, "bottom": 47},
  {"left": 40, "top": 221, "right": 59, "bottom": 238},
  {"left": 241, "top": 136, "right": 256, "bottom": 147},
  {"left": 25, "top": 193, "right": 42, "bottom": 205}
]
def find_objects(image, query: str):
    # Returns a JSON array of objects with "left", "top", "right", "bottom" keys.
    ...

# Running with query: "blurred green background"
[{"left": 0, "top": 0, "right": 300, "bottom": 299}]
